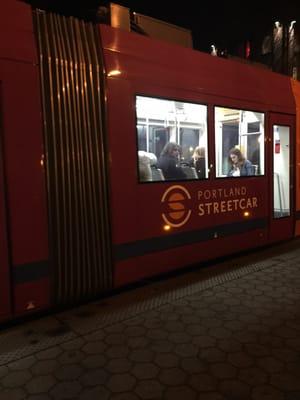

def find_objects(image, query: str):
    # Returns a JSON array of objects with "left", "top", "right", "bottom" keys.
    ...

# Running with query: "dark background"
[
  {"left": 114, "top": 1, "right": 299, "bottom": 53},
  {"left": 27, "top": 1, "right": 299, "bottom": 55}
]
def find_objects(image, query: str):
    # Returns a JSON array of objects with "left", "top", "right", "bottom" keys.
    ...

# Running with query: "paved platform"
[{"left": 1, "top": 239, "right": 300, "bottom": 399}]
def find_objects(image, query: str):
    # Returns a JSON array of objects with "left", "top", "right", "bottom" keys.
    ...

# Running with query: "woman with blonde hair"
[{"left": 191, "top": 146, "right": 206, "bottom": 179}]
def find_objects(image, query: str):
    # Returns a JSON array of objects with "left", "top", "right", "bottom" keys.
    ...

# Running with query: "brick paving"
[{"left": 1, "top": 239, "right": 300, "bottom": 399}]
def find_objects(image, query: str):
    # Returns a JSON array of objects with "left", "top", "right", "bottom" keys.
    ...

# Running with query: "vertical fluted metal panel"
[{"left": 34, "top": 10, "right": 112, "bottom": 304}]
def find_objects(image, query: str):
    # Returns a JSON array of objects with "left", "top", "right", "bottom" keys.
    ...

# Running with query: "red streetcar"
[{"left": 0, "top": 0, "right": 300, "bottom": 323}]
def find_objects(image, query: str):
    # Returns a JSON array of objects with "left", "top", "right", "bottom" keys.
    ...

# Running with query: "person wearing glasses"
[
  {"left": 157, "top": 142, "right": 187, "bottom": 180},
  {"left": 227, "top": 147, "right": 254, "bottom": 177}
]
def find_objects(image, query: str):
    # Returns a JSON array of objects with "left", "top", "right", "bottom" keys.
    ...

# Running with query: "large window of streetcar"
[
  {"left": 215, "top": 107, "right": 265, "bottom": 178},
  {"left": 136, "top": 95, "right": 208, "bottom": 182}
]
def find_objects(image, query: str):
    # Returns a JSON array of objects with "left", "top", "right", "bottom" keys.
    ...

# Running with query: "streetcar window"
[
  {"left": 215, "top": 107, "right": 264, "bottom": 178},
  {"left": 136, "top": 95, "right": 208, "bottom": 182},
  {"left": 273, "top": 125, "right": 290, "bottom": 218}
]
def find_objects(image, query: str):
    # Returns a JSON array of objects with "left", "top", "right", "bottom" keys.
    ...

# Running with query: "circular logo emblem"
[{"left": 161, "top": 185, "right": 192, "bottom": 228}]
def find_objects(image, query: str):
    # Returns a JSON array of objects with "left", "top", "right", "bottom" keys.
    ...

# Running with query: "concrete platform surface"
[{"left": 1, "top": 239, "right": 300, "bottom": 399}]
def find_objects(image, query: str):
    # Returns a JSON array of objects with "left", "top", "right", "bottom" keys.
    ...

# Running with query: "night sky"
[
  {"left": 114, "top": 1, "right": 299, "bottom": 54},
  {"left": 28, "top": 0, "right": 299, "bottom": 55}
]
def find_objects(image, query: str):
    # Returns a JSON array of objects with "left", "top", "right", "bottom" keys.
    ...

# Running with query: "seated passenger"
[
  {"left": 138, "top": 151, "right": 157, "bottom": 181},
  {"left": 157, "top": 142, "right": 186, "bottom": 180},
  {"left": 191, "top": 146, "right": 206, "bottom": 179},
  {"left": 227, "top": 147, "right": 254, "bottom": 177}
]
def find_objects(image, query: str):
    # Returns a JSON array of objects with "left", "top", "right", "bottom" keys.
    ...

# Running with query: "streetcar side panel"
[
  {"left": 101, "top": 25, "right": 296, "bottom": 286},
  {"left": 0, "top": 1, "right": 50, "bottom": 318}
]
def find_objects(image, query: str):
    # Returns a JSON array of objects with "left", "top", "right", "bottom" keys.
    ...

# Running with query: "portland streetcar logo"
[{"left": 161, "top": 185, "right": 192, "bottom": 228}]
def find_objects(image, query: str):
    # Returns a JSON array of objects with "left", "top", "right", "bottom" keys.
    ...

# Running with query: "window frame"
[
  {"left": 214, "top": 105, "right": 266, "bottom": 179},
  {"left": 135, "top": 94, "right": 209, "bottom": 184}
]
